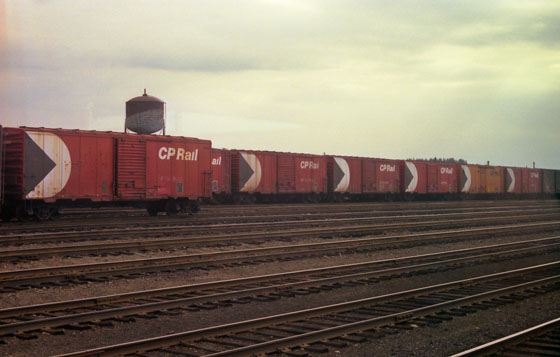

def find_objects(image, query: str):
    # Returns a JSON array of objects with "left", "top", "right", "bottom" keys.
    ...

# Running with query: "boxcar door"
[
  {"left": 116, "top": 137, "right": 146, "bottom": 199},
  {"left": 278, "top": 154, "right": 295, "bottom": 193}
]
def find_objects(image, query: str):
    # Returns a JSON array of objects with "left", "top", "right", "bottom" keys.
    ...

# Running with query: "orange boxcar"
[{"left": 461, "top": 164, "right": 503, "bottom": 194}]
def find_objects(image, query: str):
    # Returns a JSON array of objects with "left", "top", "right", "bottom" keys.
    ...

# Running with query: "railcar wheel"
[
  {"left": 165, "top": 199, "right": 179, "bottom": 216},
  {"left": 147, "top": 205, "right": 159, "bottom": 216},
  {"left": 46, "top": 205, "right": 59, "bottom": 220},
  {"left": 15, "top": 204, "right": 29, "bottom": 221},
  {"left": 33, "top": 204, "right": 58, "bottom": 220},
  {"left": 333, "top": 194, "right": 344, "bottom": 203},
  {"left": 1, "top": 208, "right": 13, "bottom": 222},
  {"left": 189, "top": 201, "right": 200, "bottom": 213},
  {"left": 307, "top": 194, "right": 320, "bottom": 203}
]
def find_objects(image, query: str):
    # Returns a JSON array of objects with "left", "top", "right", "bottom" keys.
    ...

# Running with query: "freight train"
[
  {"left": 1, "top": 125, "right": 559, "bottom": 220},
  {"left": 210, "top": 149, "right": 560, "bottom": 203}
]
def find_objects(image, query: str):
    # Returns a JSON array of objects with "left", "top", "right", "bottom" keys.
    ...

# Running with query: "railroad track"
[
  {"left": 3, "top": 201, "right": 558, "bottom": 235},
  {"left": 1, "top": 209, "right": 559, "bottom": 249},
  {"left": 452, "top": 317, "right": 560, "bottom": 356},
  {"left": 4, "top": 204, "right": 559, "bottom": 236},
  {"left": 0, "top": 201, "right": 558, "bottom": 356},
  {"left": 2, "top": 216, "right": 560, "bottom": 264},
  {"left": 55, "top": 262, "right": 560, "bottom": 356},
  {"left": 1, "top": 221, "right": 559, "bottom": 292},
  {"left": 1, "top": 237, "right": 558, "bottom": 340},
  {"left": 56, "top": 199, "right": 559, "bottom": 216}
]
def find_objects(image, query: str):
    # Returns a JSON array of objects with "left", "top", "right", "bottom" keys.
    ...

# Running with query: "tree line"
[{"left": 406, "top": 157, "right": 468, "bottom": 164}]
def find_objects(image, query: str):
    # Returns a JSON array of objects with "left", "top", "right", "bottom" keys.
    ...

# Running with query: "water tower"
[{"left": 125, "top": 89, "right": 166, "bottom": 135}]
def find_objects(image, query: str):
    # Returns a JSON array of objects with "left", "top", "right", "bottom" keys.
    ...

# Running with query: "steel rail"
[
  {"left": 2, "top": 215, "right": 559, "bottom": 260},
  {"left": 1, "top": 237, "right": 559, "bottom": 336},
  {"left": 451, "top": 317, "right": 560, "bottom": 356},
  {"left": 54, "top": 262, "right": 560, "bottom": 357},
  {"left": 196, "top": 199, "right": 558, "bottom": 211},
  {"left": 204, "top": 275, "right": 560, "bottom": 357},
  {"left": 1, "top": 222, "right": 559, "bottom": 286},
  {"left": 1, "top": 211, "right": 559, "bottom": 256},
  {"left": 56, "top": 200, "right": 555, "bottom": 216},
  {"left": 1, "top": 222, "right": 559, "bottom": 289},
  {"left": 1, "top": 208, "right": 558, "bottom": 247}
]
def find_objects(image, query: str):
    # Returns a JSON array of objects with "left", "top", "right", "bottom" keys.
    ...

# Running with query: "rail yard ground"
[{"left": 0, "top": 200, "right": 559, "bottom": 356}]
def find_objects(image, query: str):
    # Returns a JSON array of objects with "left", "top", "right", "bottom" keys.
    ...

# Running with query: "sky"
[{"left": 1, "top": 0, "right": 559, "bottom": 168}]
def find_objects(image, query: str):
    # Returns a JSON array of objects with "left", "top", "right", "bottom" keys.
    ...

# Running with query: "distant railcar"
[
  {"left": 326, "top": 156, "right": 363, "bottom": 197},
  {"left": 460, "top": 164, "right": 485, "bottom": 194},
  {"left": 402, "top": 161, "right": 459, "bottom": 197},
  {"left": 326, "top": 156, "right": 401, "bottom": 200},
  {"left": 214, "top": 149, "right": 327, "bottom": 203},
  {"left": 277, "top": 152, "right": 327, "bottom": 201},
  {"left": 230, "top": 150, "right": 278, "bottom": 202},
  {"left": 485, "top": 166, "right": 504, "bottom": 194},
  {"left": 521, "top": 168, "right": 542, "bottom": 194},
  {"left": 459, "top": 164, "right": 504, "bottom": 196}
]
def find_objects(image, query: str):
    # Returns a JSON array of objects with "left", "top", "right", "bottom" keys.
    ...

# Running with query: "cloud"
[
  {"left": 170, "top": 111, "right": 302, "bottom": 136},
  {"left": 2, "top": 1, "right": 559, "bottom": 169},
  {"left": 449, "top": 14, "right": 560, "bottom": 48}
]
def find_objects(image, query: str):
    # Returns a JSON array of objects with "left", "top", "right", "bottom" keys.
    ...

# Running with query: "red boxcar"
[
  {"left": 2, "top": 127, "right": 116, "bottom": 205},
  {"left": 228, "top": 150, "right": 326, "bottom": 202},
  {"left": 230, "top": 150, "right": 277, "bottom": 197},
  {"left": 521, "top": 168, "right": 542, "bottom": 194},
  {"left": 327, "top": 156, "right": 401, "bottom": 197},
  {"left": 402, "top": 161, "right": 458, "bottom": 195},
  {"left": 118, "top": 133, "right": 212, "bottom": 206},
  {"left": 278, "top": 153, "right": 326, "bottom": 195},
  {"left": 1, "top": 127, "right": 211, "bottom": 219},
  {"left": 327, "top": 156, "right": 363, "bottom": 194},
  {"left": 428, "top": 163, "right": 458, "bottom": 193}
]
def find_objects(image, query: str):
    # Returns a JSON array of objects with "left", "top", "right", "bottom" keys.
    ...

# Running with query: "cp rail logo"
[
  {"left": 404, "top": 161, "right": 418, "bottom": 193},
  {"left": 24, "top": 131, "right": 72, "bottom": 199},
  {"left": 333, "top": 157, "right": 350, "bottom": 192},
  {"left": 158, "top": 147, "right": 199, "bottom": 161},
  {"left": 461, "top": 165, "right": 472, "bottom": 193},
  {"left": 379, "top": 164, "right": 396, "bottom": 172},
  {"left": 506, "top": 168, "right": 516, "bottom": 193},
  {"left": 239, "top": 152, "right": 262, "bottom": 192},
  {"left": 300, "top": 160, "right": 320, "bottom": 169}
]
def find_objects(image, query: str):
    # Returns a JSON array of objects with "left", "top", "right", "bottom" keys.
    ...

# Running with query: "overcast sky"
[{"left": 1, "top": 1, "right": 559, "bottom": 168}]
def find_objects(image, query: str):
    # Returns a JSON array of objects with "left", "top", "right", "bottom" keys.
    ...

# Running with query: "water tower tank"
[{"left": 125, "top": 89, "right": 165, "bottom": 134}]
